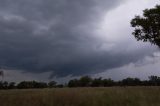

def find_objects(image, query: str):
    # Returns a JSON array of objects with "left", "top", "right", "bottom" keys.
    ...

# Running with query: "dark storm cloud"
[{"left": 0, "top": 0, "right": 156, "bottom": 78}]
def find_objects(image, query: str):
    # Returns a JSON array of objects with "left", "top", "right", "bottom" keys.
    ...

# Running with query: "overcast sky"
[{"left": 0, "top": 0, "right": 160, "bottom": 82}]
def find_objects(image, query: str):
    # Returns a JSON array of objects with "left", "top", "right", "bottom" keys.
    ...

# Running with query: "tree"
[
  {"left": 8, "top": 82, "right": 16, "bottom": 89},
  {"left": 3, "top": 81, "right": 8, "bottom": 89},
  {"left": 131, "top": 5, "right": 160, "bottom": 47},
  {"left": 48, "top": 81, "right": 57, "bottom": 88},
  {"left": 121, "top": 78, "right": 141, "bottom": 86},
  {"left": 0, "top": 70, "right": 4, "bottom": 81},
  {"left": 17, "top": 81, "right": 47, "bottom": 89},
  {"left": 79, "top": 76, "right": 92, "bottom": 87},
  {"left": 91, "top": 77, "right": 103, "bottom": 87},
  {"left": 0, "top": 81, "right": 3, "bottom": 89},
  {"left": 148, "top": 75, "right": 160, "bottom": 86},
  {"left": 103, "top": 78, "right": 114, "bottom": 87},
  {"left": 68, "top": 79, "right": 79, "bottom": 87}
]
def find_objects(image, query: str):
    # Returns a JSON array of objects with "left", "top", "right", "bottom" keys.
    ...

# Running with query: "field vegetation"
[
  {"left": 0, "top": 76, "right": 160, "bottom": 106},
  {"left": 1, "top": 87, "right": 160, "bottom": 106}
]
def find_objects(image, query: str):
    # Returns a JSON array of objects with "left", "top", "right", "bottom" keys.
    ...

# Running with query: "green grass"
[{"left": 1, "top": 87, "right": 160, "bottom": 106}]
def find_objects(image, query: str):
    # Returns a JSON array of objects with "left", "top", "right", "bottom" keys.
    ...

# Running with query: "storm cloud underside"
[{"left": 0, "top": 0, "right": 158, "bottom": 78}]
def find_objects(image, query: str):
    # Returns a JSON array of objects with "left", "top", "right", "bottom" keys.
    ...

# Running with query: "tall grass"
[{"left": 0, "top": 87, "right": 160, "bottom": 106}]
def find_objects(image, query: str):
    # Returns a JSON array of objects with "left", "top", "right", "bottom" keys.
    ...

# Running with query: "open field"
[{"left": 1, "top": 87, "right": 160, "bottom": 106}]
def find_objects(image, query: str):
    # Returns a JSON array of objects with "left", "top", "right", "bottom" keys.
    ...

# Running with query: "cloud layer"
[{"left": 0, "top": 0, "right": 158, "bottom": 78}]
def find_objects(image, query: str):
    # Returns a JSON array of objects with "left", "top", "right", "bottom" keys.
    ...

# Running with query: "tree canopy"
[
  {"left": 131, "top": 5, "right": 160, "bottom": 47},
  {"left": 1, "top": 75, "right": 160, "bottom": 89}
]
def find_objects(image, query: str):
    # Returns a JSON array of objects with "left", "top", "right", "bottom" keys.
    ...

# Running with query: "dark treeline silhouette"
[
  {"left": 1, "top": 75, "right": 160, "bottom": 89},
  {"left": 0, "top": 81, "right": 62, "bottom": 89}
]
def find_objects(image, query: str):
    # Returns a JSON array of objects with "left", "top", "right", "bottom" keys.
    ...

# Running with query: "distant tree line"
[
  {"left": 68, "top": 76, "right": 114, "bottom": 87},
  {"left": 67, "top": 76, "right": 160, "bottom": 87},
  {"left": 0, "top": 80, "right": 63, "bottom": 89},
  {"left": 1, "top": 75, "right": 160, "bottom": 89}
]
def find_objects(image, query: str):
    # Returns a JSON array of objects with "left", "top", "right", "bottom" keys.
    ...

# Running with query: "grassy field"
[{"left": 0, "top": 87, "right": 160, "bottom": 106}]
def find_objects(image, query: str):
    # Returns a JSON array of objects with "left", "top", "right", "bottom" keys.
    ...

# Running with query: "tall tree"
[
  {"left": 0, "top": 70, "right": 4, "bottom": 81},
  {"left": 79, "top": 76, "right": 92, "bottom": 87},
  {"left": 131, "top": 5, "right": 160, "bottom": 47}
]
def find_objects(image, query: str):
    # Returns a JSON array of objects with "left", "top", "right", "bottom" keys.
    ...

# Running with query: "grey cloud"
[{"left": 0, "top": 0, "right": 157, "bottom": 78}]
